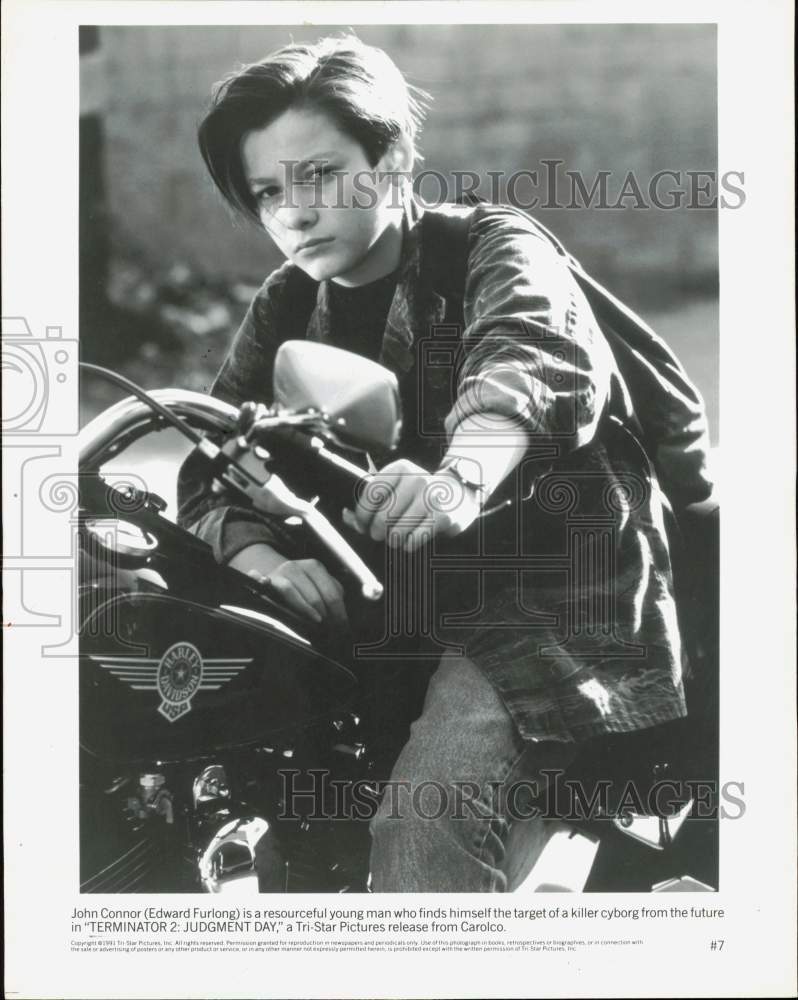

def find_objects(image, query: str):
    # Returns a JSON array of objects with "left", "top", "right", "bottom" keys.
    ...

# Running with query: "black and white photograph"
[
  {"left": 77, "top": 19, "right": 722, "bottom": 897},
  {"left": 3, "top": 2, "right": 796, "bottom": 998}
]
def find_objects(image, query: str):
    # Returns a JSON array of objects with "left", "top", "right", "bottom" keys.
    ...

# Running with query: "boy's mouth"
[{"left": 296, "top": 237, "right": 334, "bottom": 254}]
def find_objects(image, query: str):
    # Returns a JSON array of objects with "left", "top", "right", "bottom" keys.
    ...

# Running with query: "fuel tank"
[{"left": 78, "top": 505, "right": 357, "bottom": 766}]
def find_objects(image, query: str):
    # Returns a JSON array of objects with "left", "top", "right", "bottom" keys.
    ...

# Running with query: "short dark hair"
[{"left": 198, "top": 35, "right": 429, "bottom": 221}]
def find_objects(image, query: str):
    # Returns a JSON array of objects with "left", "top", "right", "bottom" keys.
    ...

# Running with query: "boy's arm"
[
  {"left": 444, "top": 204, "right": 615, "bottom": 457},
  {"left": 439, "top": 410, "right": 530, "bottom": 501}
]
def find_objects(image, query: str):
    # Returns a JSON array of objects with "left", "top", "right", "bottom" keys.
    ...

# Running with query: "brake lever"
[
  {"left": 250, "top": 474, "right": 383, "bottom": 601},
  {"left": 205, "top": 436, "right": 383, "bottom": 601}
]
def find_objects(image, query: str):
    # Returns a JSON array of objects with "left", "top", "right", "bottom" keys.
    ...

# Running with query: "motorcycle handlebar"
[
  {"left": 252, "top": 424, "right": 373, "bottom": 504},
  {"left": 76, "top": 373, "right": 383, "bottom": 601}
]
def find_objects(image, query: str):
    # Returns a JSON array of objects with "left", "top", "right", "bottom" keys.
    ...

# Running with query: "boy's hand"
[
  {"left": 228, "top": 543, "right": 348, "bottom": 627},
  {"left": 343, "top": 458, "right": 482, "bottom": 552}
]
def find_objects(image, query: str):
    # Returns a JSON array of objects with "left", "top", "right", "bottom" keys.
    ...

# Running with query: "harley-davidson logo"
[
  {"left": 157, "top": 642, "right": 203, "bottom": 721},
  {"left": 89, "top": 645, "right": 252, "bottom": 723}
]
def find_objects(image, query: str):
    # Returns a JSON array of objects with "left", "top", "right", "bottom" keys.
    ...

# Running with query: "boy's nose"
[
  {"left": 276, "top": 185, "right": 319, "bottom": 230},
  {"left": 278, "top": 203, "right": 317, "bottom": 230}
]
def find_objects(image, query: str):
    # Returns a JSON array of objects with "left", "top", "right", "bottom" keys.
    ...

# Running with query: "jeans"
[{"left": 369, "top": 653, "right": 578, "bottom": 892}]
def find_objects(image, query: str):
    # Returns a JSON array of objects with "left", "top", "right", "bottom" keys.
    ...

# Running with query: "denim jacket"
[{"left": 178, "top": 199, "right": 687, "bottom": 743}]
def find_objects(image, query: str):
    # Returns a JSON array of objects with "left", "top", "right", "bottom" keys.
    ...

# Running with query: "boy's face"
[{"left": 241, "top": 107, "right": 406, "bottom": 286}]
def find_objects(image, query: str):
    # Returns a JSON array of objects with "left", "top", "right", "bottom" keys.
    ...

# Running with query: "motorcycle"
[{"left": 77, "top": 342, "right": 719, "bottom": 895}]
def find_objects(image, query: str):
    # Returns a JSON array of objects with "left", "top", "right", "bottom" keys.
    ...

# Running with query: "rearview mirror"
[{"left": 273, "top": 341, "right": 402, "bottom": 452}]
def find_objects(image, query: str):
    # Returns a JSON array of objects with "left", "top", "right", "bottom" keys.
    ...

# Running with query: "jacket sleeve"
[
  {"left": 443, "top": 205, "right": 616, "bottom": 455},
  {"left": 176, "top": 263, "right": 309, "bottom": 564}
]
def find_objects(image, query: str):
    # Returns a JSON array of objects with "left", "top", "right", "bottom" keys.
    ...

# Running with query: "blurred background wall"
[{"left": 80, "top": 23, "right": 718, "bottom": 442}]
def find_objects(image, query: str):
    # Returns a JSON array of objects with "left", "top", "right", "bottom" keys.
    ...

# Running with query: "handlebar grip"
[{"left": 255, "top": 425, "right": 372, "bottom": 505}]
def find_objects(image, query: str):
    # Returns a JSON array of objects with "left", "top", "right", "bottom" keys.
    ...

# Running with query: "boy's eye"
[
  {"left": 255, "top": 185, "right": 281, "bottom": 203},
  {"left": 252, "top": 165, "right": 338, "bottom": 205},
  {"left": 312, "top": 164, "right": 336, "bottom": 178},
  {"left": 297, "top": 163, "right": 338, "bottom": 184}
]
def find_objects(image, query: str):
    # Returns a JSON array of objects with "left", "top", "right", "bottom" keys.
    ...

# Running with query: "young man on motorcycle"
[{"left": 178, "top": 35, "right": 693, "bottom": 892}]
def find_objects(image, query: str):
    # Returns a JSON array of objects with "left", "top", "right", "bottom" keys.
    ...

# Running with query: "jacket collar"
[{"left": 305, "top": 195, "right": 447, "bottom": 376}]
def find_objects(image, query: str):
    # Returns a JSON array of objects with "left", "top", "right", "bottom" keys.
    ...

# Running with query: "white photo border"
[{"left": 2, "top": 2, "right": 796, "bottom": 998}]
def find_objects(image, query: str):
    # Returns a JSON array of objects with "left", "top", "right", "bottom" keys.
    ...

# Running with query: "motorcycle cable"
[
  {"left": 80, "top": 362, "right": 207, "bottom": 446},
  {"left": 80, "top": 361, "right": 329, "bottom": 516},
  {"left": 80, "top": 361, "right": 274, "bottom": 504}
]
